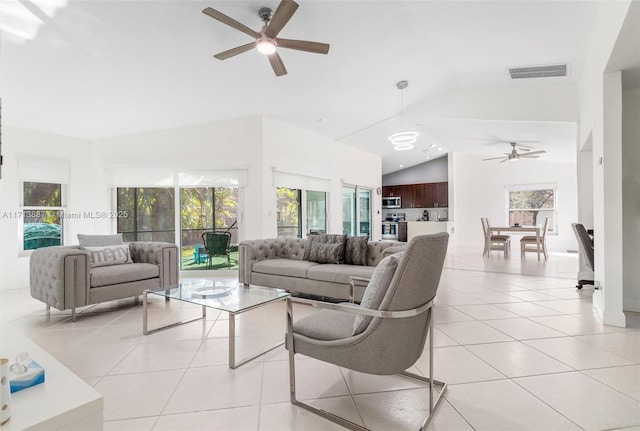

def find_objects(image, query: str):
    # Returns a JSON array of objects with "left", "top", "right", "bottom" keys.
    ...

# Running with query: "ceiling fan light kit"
[{"left": 202, "top": 0, "right": 330, "bottom": 77}]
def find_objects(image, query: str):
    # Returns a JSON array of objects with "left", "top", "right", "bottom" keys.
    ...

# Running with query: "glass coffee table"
[{"left": 143, "top": 279, "right": 290, "bottom": 368}]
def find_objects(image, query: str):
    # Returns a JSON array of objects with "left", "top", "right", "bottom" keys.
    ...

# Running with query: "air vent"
[{"left": 509, "top": 64, "right": 568, "bottom": 79}]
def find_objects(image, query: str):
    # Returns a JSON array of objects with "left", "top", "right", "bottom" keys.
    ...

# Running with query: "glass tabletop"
[{"left": 146, "top": 279, "right": 290, "bottom": 314}]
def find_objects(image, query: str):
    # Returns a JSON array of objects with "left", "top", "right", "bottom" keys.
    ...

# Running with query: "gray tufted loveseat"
[
  {"left": 239, "top": 238, "right": 405, "bottom": 302},
  {"left": 30, "top": 242, "right": 179, "bottom": 320}
]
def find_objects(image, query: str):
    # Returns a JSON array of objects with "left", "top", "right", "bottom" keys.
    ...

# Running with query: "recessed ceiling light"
[
  {"left": 438, "top": 147, "right": 443, "bottom": 151},
  {"left": 399, "top": 164, "right": 404, "bottom": 168},
  {"left": 426, "top": 156, "right": 431, "bottom": 159}
]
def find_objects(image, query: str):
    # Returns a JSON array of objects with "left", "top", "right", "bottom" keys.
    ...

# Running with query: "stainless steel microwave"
[{"left": 382, "top": 196, "right": 401, "bottom": 209}]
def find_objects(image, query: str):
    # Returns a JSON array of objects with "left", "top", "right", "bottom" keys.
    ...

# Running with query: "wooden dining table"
[{"left": 488, "top": 225, "right": 543, "bottom": 260}]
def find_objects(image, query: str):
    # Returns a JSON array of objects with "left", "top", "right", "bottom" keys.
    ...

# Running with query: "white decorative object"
[{"left": 0, "top": 358, "right": 11, "bottom": 426}]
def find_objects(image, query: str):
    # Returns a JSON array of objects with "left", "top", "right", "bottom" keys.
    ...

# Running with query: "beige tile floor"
[{"left": 2, "top": 246, "right": 640, "bottom": 430}]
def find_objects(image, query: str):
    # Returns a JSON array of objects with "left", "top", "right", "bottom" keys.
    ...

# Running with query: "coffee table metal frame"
[{"left": 143, "top": 281, "right": 289, "bottom": 369}]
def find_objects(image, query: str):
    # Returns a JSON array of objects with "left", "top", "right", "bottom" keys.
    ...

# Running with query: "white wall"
[
  {"left": 93, "top": 116, "right": 265, "bottom": 241},
  {"left": 622, "top": 87, "right": 640, "bottom": 311},
  {"left": 578, "top": 0, "right": 634, "bottom": 326},
  {"left": 451, "top": 152, "right": 578, "bottom": 252},
  {"left": 0, "top": 127, "right": 96, "bottom": 290},
  {"left": 382, "top": 156, "right": 448, "bottom": 186},
  {"left": 262, "top": 117, "right": 382, "bottom": 239},
  {"left": 0, "top": 117, "right": 382, "bottom": 290}
]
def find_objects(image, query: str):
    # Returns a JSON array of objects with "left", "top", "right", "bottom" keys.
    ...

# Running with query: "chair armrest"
[
  {"left": 349, "top": 276, "right": 370, "bottom": 303},
  {"left": 128, "top": 242, "right": 178, "bottom": 288},
  {"left": 381, "top": 245, "right": 407, "bottom": 258},
  {"left": 30, "top": 246, "right": 91, "bottom": 310},
  {"left": 287, "top": 296, "right": 434, "bottom": 319}
]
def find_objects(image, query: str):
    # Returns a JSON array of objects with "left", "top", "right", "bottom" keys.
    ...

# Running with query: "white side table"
[{"left": 0, "top": 324, "right": 103, "bottom": 430}]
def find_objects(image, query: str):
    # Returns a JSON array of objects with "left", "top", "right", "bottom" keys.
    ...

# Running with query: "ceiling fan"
[
  {"left": 202, "top": 0, "right": 330, "bottom": 77},
  {"left": 483, "top": 142, "right": 547, "bottom": 163}
]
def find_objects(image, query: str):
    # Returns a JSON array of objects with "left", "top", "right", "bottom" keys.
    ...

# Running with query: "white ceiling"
[{"left": 0, "top": 0, "right": 604, "bottom": 174}]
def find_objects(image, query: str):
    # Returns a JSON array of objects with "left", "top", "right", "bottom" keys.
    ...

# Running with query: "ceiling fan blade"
[
  {"left": 520, "top": 155, "right": 541, "bottom": 159},
  {"left": 268, "top": 52, "right": 287, "bottom": 76},
  {"left": 265, "top": 0, "right": 299, "bottom": 38},
  {"left": 214, "top": 42, "right": 255, "bottom": 60},
  {"left": 499, "top": 158, "right": 509, "bottom": 163},
  {"left": 521, "top": 150, "right": 547, "bottom": 156},
  {"left": 202, "top": 7, "right": 260, "bottom": 39},
  {"left": 276, "top": 38, "right": 329, "bottom": 54},
  {"left": 482, "top": 156, "right": 507, "bottom": 161}
]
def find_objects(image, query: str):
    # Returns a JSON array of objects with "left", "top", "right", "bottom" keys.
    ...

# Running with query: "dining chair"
[
  {"left": 520, "top": 217, "right": 549, "bottom": 260},
  {"left": 286, "top": 233, "right": 449, "bottom": 431},
  {"left": 481, "top": 217, "right": 510, "bottom": 258}
]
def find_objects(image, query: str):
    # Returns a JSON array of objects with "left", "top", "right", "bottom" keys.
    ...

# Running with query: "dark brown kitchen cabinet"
[
  {"left": 382, "top": 186, "right": 400, "bottom": 197},
  {"left": 383, "top": 182, "right": 448, "bottom": 208},
  {"left": 398, "top": 185, "right": 414, "bottom": 208},
  {"left": 398, "top": 222, "right": 407, "bottom": 242},
  {"left": 435, "top": 182, "right": 448, "bottom": 207}
]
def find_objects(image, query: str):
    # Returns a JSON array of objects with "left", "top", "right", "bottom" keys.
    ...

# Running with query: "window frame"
[
  {"left": 276, "top": 187, "right": 328, "bottom": 238},
  {"left": 342, "top": 184, "right": 373, "bottom": 237},
  {"left": 505, "top": 183, "right": 558, "bottom": 234},
  {"left": 19, "top": 181, "right": 66, "bottom": 252}
]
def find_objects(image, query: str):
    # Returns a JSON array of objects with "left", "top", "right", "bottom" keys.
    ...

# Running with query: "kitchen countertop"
[{"left": 405, "top": 221, "right": 453, "bottom": 242}]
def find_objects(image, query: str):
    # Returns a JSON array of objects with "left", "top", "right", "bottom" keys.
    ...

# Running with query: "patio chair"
[
  {"left": 202, "top": 231, "right": 232, "bottom": 269},
  {"left": 286, "top": 233, "right": 449, "bottom": 430}
]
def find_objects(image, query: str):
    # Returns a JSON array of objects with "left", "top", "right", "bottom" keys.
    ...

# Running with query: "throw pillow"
[
  {"left": 82, "top": 244, "right": 132, "bottom": 267},
  {"left": 307, "top": 242, "right": 344, "bottom": 264},
  {"left": 344, "top": 236, "right": 369, "bottom": 266},
  {"left": 303, "top": 234, "right": 347, "bottom": 263},
  {"left": 352, "top": 252, "right": 403, "bottom": 336},
  {"left": 77, "top": 234, "right": 123, "bottom": 247}
]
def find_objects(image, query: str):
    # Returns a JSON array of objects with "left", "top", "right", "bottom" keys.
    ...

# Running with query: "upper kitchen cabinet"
[
  {"left": 383, "top": 182, "right": 448, "bottom": 208},
  {"left": 435, "top": 182, "right": 448, "bottom": 207}
]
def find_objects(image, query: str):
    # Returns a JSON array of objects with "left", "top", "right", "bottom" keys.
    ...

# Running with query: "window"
[
  {"left": 21, "top": 181, "right": 65, "bottom": 250},
  {"left": 276, "top": 187, "right": 326, "bottom": 238},
  {"left": 342, "top": 186, "right": 372, "bottom": 236},
  {"left": 306, "top": 190, "right": 327, "bottom": 235},
  {"left": 507, "top": 184, "right": 556, "bottom": 233},
  {"left": 181, "top": 187, "right": 239, "bottom": 270},
  {"left": 117, "top": 187, "right": 176, "bottom": 243}
]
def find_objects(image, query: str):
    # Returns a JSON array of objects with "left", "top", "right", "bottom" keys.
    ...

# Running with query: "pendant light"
[{"left": 389, "top": 80, "right": 419, "bottom": 150}]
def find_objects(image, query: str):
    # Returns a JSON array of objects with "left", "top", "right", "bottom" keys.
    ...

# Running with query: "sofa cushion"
[
  {"left": 344, "top": 236, "right": 369, "bottom": 266},
  {"left": 252, "top": 258, "right": 320, "bottom": 279},
  {"left": 78, "top": 234, "right": 123, "bottom": 247},
  {"left": 90, "top": 263, "right": 159, "bottom": 288},
  {"left": 352, "top": 253, "right": 402, "bottom": 335},
  {"left": 294, "top": 308, "right": 357, "bottom": 341},
  {"left": 83, "top": 244, "right": 132, "bottom": 267},
  {"left": 303, "top": 234, "right": 347, "bottom": 263},
  {"left": 307, "top": 264, "right": 376, "bottom": 285},
  {"left": 307, "top": 242, "right": 344, "bottom": 264}
]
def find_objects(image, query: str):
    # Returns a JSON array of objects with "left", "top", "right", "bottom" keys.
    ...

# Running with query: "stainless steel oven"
[
  {"left": 382, "top": 196, "right": 401, "bottom": 209},
  {"left": 381, "top": 222, "right": 398, "bottom": 240}
]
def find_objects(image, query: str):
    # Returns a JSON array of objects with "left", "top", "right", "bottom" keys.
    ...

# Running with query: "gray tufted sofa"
[
  {"left": 30, "top": 242, "right": 179, "bottom": 320},
  {"left": 239, "top": 238, "right": 405, "bottom": 302}
]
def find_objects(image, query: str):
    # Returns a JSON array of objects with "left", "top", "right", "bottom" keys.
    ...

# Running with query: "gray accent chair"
[
  {"left": 285, "top": 233, "right": 449, "bottom": 430},
  {"left": 571, "top": 223, "right": 594, "bottom": 289},
  {"left": 30, "top": 241, "right": 179, "bottom": 320}
]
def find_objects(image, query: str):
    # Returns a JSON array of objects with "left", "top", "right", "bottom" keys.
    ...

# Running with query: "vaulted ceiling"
[{"left": 1, "top": 1, "right": 605, "bottom": 173}]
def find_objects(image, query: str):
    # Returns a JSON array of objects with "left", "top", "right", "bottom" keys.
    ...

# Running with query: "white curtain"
[
  {"left": 18, "top": 155, "right": 70, "bottom": 183},
  {"left": 104, "top": 167, "right": 248, "bottom": 187},
  {"left": 273, "top": 169, "right": 330, "bottom": 192}
]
